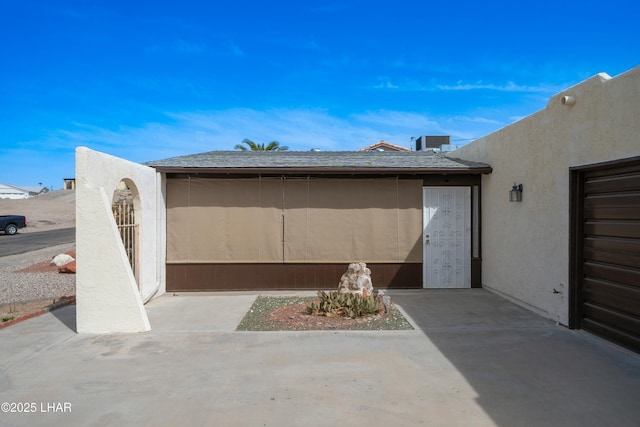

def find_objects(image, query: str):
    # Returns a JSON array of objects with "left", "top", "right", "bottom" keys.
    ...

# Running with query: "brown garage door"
[{"left": 572, "top": 157, "right": 640, "bottom": 352}]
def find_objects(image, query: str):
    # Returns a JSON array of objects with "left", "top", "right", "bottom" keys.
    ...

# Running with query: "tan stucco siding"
[{"left": 453, "top": 66, "right": 640, "bottom": 325}]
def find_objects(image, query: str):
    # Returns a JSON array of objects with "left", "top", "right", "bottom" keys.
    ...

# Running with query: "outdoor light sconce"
[{"left": 509, "top": 183, "right": 523, "bottom": 202}]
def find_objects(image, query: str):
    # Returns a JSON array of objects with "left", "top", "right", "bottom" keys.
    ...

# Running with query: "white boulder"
[{"left": 50, "top": 253, "right": 74, "bottom": 267}]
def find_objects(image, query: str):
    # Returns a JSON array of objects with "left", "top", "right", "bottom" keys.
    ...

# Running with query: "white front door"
[{"left": 423, "top": 187, "right": 471, "bottom": 288}]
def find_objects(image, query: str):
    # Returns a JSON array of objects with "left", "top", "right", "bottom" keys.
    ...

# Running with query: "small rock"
[{"left": 58, "top": 260, "right": 76, "bottom": 274}]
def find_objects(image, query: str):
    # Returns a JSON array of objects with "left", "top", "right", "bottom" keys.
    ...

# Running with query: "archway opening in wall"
[{"left": 112, "top": 179, "right": 141, "bottom": 291}]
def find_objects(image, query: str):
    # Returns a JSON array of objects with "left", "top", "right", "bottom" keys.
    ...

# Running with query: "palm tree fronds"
[{"left": 235, "top": 139, "right": 288, "bottom": 151}]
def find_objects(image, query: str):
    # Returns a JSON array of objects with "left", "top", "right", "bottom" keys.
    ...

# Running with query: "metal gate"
[{"left": 113, "top": 199, "right": 140, "bottom": 287}]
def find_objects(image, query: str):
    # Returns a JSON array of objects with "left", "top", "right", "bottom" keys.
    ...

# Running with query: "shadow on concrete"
[
  {"left": 51, "top": 304, "right": 76, "bottom": 332},
  {"left": 389, "top": 289, "right": 640, "bottom": 427}
]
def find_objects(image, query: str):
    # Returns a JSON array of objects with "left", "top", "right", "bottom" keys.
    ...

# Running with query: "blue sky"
[{"left": 1, "top": 1, "right": 638, "bottom": 189}]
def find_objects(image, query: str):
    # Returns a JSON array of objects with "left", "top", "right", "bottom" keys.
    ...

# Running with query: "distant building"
[
  {"left": 63, "top": 178, "right": 76, "bottom": 190},
  {"left": 359, "top": 140, "right": 411, "bottom": 152},
  {"left": 0, "top": 183, "right": 47, "bottom": 199}
]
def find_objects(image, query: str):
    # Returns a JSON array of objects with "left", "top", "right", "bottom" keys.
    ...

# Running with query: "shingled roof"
[{"left": 145, "top": 150, "right": 492, "bottom": 175}]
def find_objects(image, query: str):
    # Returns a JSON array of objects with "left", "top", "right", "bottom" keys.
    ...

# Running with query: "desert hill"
[{"left": 0, "top": 190, "right": 75, "bottom": 232}]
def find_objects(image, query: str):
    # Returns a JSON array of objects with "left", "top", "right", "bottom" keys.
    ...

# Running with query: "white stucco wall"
[
  {"left": 76, "top": 147, "right": 165, "bottom": 333},
  {"left": 453, "top": 66, "right": 640, "bottom": 325}
]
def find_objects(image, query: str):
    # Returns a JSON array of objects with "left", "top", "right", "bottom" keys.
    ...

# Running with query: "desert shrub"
[{"left": 306, "top": 290, "right": 380, "bottom": 319}]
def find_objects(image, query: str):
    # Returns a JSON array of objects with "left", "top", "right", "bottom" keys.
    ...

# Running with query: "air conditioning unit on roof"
[{"left": 415, "top": 136, "right": 450, "bottom": 151}]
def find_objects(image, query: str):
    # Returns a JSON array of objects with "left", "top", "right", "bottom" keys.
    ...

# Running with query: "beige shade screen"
[
  {"left": 166, "top": 177, "right": 422, "bottom": 263},
  {"left": 166, "top": 178, "right": 283, "bottom": 263},
  {"left": 283, "top": 178, "right": 422, "bottom": 262}
]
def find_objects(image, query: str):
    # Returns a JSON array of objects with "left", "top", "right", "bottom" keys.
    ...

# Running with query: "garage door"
[{"left": 572, "top": 158, "right": 640, "bottom": 352}]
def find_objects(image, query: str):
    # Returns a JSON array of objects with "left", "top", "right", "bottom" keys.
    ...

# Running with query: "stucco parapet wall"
[
  {"left": 545, "top": 72, "right": 611, "bottom": 108},
  {"left": 448, "top": 65, "right": 640, "bottom": 327},
  {"left": 453, "top": 66, "right": 640, "bottom": 160}
]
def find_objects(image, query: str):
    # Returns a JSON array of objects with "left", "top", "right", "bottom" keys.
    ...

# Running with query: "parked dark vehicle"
[{"left": 0, "top": 215, "right": 27, "bottom": 235}]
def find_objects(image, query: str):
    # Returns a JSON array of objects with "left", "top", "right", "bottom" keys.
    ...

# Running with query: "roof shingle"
[{"left": 145, "top": 150, "right": 491, "bottom": 174}]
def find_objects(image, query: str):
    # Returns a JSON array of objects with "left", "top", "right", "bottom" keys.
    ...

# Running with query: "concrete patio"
[{"left": 1, "top": 289, "right": 639, "bottom": 426}]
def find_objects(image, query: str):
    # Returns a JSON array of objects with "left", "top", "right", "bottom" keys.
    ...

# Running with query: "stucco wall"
[
  {"left": 453, "top": 66, "right": 640, "bottom": 325},
  {"left": 76, "top": 147, "right": 164, "bottom": 333}
]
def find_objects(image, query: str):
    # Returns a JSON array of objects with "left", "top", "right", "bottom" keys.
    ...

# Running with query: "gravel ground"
[
  {"left": 0, "top": 190, "right": 76, "bottom": 305},
  {"left": 0, "top": 243, "right": 76, "bottom": 305}
]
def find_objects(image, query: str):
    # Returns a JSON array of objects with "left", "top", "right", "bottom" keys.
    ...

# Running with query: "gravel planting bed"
[
  {"left": 237, "top": 295, "right": 414, "bottom": 331},
  {"left": 0, "top": 243, "right": 76, "bottom": 305}
]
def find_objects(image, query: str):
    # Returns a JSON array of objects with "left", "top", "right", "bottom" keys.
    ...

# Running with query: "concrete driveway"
[{"left": 1, "top": 289, "right": 639, "bottom": 426}]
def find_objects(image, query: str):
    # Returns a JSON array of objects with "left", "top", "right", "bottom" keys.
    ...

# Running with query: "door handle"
[{"left": 425, "top": 234, "right": 430, "bottom": 245}]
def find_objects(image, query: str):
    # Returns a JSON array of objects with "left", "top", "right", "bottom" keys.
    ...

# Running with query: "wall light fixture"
[{"left": 509, "top": 183, "right": 523, "bottom": 202}]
